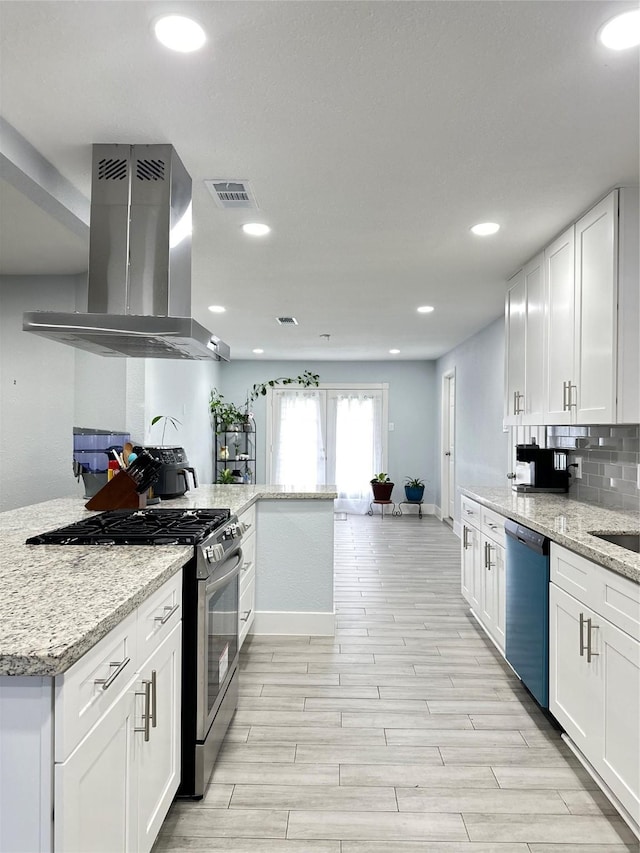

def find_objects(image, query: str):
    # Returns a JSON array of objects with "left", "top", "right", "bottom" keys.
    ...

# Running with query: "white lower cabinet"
[
  {"left": 135, "top": 622, "right": 181, "bottom": 853},
  {"left": 460, "top": 499, "right": 506, "bottom": 654},
  {"left": 549, "top": 545, "right": 640, "bottom": 831},
  {"left": 54, "top": 685, "right": 136, "bottom": 852},
  {"left": 238, "top": 503, "right": 257, "bottom": 647},
  {"left": 54, "top": 572, "right": 182, "bottom": 853}
]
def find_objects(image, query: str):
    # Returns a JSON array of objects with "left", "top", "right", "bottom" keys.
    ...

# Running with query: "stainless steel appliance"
[
  {"left": 505, "top": 520, "right": 551, "bottom": 708},
  {"left": 140, "top": 446, "right": 198, "bottom": 499},
  {"left": 26, "top": 507, "right": 247, "bottom": 798},
  {"left": 509, "top": 441, "right": 570, "bottom": 493},
  {"left": 23, "top": 144, "right": 230, "bottom": 362}
]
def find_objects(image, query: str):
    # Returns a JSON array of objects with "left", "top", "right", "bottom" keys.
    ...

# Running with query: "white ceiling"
[{"left": 0, "top": 1, "right": 638, "bottom": 361}]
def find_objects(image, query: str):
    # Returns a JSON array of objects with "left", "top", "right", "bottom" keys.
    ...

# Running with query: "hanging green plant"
[{"left": 249, "top": 370, "right": 320, "bottom": 401}]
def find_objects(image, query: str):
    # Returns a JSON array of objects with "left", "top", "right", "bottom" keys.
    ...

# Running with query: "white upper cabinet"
[
  {"left": 523, "top": 253, "right": 545, "bottom": 425},
  {"left": 504, "top": 254, "right": 545, "bottom": 427},
  {"left": 504, "top": 269, "right": 526, "bottom": 426},
  {"left": 574, "top": 191, "right": 618, "bottom": 424},
  {"left": 508, "top": 187, "right": 639, "bottom": 426},
  {"left": 544, "top": 226, "right": 575, "bottom": 425}
]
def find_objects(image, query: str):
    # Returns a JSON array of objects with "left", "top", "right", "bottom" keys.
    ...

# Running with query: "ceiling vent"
[
  {"left": 277, "top": 316, "right": 298, "bottom": 325},
  {"left": 205, "top": 179, "right": 258, "bottom": 210}
]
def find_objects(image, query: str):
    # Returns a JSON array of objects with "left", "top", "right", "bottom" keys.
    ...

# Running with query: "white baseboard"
[
  {"left": 252, "top": 610, "right": 335, "bottom": 636},
  {"left": 434, "top": 505, "right": 443, "bottom": 520},
  {"left": 394, "top": 502, "right": 435, "bottom": 516}
]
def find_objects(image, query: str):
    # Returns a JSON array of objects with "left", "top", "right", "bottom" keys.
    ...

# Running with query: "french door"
[{"left": 267, "top": 386, "right": 387, "bottom": 513}]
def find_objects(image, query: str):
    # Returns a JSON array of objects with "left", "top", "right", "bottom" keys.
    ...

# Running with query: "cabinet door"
[
  {"left": 461, "top": 524, "right": 481, "bottom": 610},
  {"left": 135, "top": 623, "right": 182, "bottom": 853},
  {"left": 574, "top": 191, "right": 618, "bottom": 424},
  {"left": 544, "top": 226, "right": 575, "bottom": 424},
  {"left": 493, "top": 542, "right": 506, "bottom": 652},
  {"left": 504, "top": 269, "right": 526, "bottom": 426},
  {"left": 54, "top": 687, "right": 136, "bottom": 853},
  {"left": 523, "top": 254, "right": 545, "bottom": 425},
  {"left": 480, "top": 536, "right": 495, "bottom": 630},
  {"left": 599, "top": 618, "right": 640, "bottom": 824},
  {"left": 549, "top": 583, "right": 600, "bottom": 757}
]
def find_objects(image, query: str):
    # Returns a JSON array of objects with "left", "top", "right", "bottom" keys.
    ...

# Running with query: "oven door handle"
[{"left": 205, "top": 550, "right": 243, "bottom": 594}]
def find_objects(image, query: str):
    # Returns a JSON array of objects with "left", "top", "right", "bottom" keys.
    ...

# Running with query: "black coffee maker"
[{"left": 511, "top": 441, "right": 570, "bottom": 493}]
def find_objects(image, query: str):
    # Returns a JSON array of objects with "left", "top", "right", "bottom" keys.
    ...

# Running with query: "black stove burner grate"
[{"left": 26, "top": 508, "right": 232, "bottom": 545}]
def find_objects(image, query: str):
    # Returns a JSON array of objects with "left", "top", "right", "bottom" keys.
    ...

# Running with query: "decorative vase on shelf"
[{"left": 219, "top": 445, "right": 229, "bottom": 460}]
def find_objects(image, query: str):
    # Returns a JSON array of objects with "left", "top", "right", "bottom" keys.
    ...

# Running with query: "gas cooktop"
[{"left": 26, "top": 508, "right": 231, "bottom": 546}]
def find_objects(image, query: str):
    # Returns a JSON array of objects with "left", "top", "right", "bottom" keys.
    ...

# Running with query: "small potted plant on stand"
[
  {"left": 370, "top": 473, "right": 394, "bottom": 502},
  {"left": 404, "top": 476, "right": 425, "bottom": 503}
]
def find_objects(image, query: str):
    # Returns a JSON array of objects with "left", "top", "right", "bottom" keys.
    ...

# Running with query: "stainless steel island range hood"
[{"left": 24, "top": 144, "right": 230, "bottom": 361}]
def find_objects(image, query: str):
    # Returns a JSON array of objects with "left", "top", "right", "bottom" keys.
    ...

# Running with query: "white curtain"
[
  {"left": 329, "top": 391, "right": 383, "bottom": 514},
  {"left": 271, "top": 390, "right": 326, "bottom": 487}
]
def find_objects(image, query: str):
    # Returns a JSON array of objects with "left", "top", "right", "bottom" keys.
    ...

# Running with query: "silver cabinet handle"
[
  {"left": 568, "top": 383, "right": 577, "bottom": 410},
  {"left": 94, "top": 656, "right": 130, "bottom": 691},
  {"left": 586, "top": 618, "right": 599, "bottom": 663},
  {"left": 563, "top": 380, "right": 570, "bottom": 412},
  {"left": 579, "top": 612, "right": 586, "bottom": 656},
  {"left": 241, "top": 560, "right": 253, "bottom": 573},
  {"left": 150, "top": 669, "right": 157, "bottom": 728},
  {"left": 464, "top": 508, "right": 473, "bottom": 515},
  {"left": 484, "top": 541, "right": 494, "bottom": 570},
  {"left": 487, "top": 522, "right": 498, "bottom": 530},
  {"left": 513, "top": 391, "right": 518, "bottom": 415},
  {"left": 135, "top": 679, "right": 152, "bottom": 742},
  {"left": 240, "top": 608, "right": 253, "bottom": 623},
  {"left": 154, "top": 603, "right": 179, "bottom": 625},
  {"left": 462, "top": 526, "right": 469, "bottom": 550}
]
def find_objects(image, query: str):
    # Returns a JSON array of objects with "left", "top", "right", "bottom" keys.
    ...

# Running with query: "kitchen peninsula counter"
[
  {"left": 0, "top": 485, "right": 336, "bottom": 677},
  {"left": 461, "top": 487, "right": 639, "bottom": 584}
]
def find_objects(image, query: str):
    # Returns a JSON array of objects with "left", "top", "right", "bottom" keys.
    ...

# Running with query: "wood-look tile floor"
[{"left": 155, "top": 514, "right": 638, "bottom": 853}]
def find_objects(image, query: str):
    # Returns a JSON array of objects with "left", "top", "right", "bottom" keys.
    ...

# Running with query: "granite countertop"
[
  {"left": 461, "top": 487, "right": 640, "bottom": 585},
  {"left": 0, "top": 485, "right": 337, "bottom": 678}
]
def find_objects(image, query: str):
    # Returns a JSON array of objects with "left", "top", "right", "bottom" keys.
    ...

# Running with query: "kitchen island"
[
  {"left": 0, "top": 484, "right": 337, "bottom": 677},
  {"left": 0, "top": 484, "right": 336, "bottom": 853}
]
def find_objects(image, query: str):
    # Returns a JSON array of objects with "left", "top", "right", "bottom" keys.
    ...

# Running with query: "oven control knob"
[{"left": 205, "top": 543, "right": 225, "bottom": 563}]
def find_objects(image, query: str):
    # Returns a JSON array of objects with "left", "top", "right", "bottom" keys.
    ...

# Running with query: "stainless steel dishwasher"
[{"left": 504, "top": 519, "right": 551, "bottom": 708}]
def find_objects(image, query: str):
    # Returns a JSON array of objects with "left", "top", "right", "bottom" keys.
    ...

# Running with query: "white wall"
[
  {"left": 435, "top": 316, "right": 509, "bottom": 522},
  {"left": 219, "top": 359, "right": 438, "bottom": 504},
  {"left": 0, "top": 274, "right": 223, "bottom": 510},
  {"left": 0, "top": 275, "right": 80, "bottom": 509}
]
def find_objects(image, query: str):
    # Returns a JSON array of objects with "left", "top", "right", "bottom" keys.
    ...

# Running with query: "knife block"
[{"left": 85, "top": 471, "right": 147, "bottom": 510}]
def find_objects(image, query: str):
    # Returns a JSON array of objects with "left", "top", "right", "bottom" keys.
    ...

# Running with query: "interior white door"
[{"left": 440, "top": 370, "right": 455, "bottom": 524}]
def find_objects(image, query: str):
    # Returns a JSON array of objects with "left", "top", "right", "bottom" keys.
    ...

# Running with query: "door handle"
[
  {"left": 444, "top": 451, "right": 451, "bottom": 456},
  {"left": 579, "top": 612, "right": 586, "bottom": 656}
]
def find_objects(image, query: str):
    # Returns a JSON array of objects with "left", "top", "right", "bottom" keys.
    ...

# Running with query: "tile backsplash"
[{"left": 547, "top": 425, "right": 640, "bottom": 511}]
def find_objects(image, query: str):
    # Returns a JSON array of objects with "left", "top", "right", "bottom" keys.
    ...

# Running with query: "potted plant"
[
  {"left": 209, "top": 389, "right": 246, "bottom": 431},
  {"left": 217, "top": 467, "right": 236, "bottom": 484},
  {"left": 404, "top": 476, "right": 425, "bottom": 503},
  {"left": 370, "top": 472, "right": 394, "bottom": 502},
  {"left": 150, "top": 415, "right": 181, "bottom": 445}
]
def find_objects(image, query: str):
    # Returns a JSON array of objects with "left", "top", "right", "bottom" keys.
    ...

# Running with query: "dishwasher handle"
[{"left": 504, "top": 519, "right": 549, "bottom": 556}]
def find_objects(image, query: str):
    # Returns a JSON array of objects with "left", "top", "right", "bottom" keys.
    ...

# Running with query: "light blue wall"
[
  {"left": 435, "top": 316, "right": 509, "bottom": 521},
  {"left": 219, "top": 360, "right": 438, "bottom": 504}
]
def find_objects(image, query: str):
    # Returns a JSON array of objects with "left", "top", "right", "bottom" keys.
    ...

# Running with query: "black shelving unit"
[{"left": 214, "top": 420, "right": 256, "bottom": 484}]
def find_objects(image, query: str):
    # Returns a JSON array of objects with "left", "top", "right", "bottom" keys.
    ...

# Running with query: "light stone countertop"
[
  {"left": 0, "top": 485, "right": 336, "bottom": 677},
  {"left": 461, "top": 487, "right": 639, "bottom": 585}
]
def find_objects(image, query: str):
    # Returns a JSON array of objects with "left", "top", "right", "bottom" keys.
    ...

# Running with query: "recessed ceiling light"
[
  {"left": 242, "top": 223, "right": 271, "bottom": 237},
  {"left": 252, "top": 348, "right": 264, "bottom": 354},
  {"left": 470, "top": 222, "right": 500, "bottom": 236},
  {"left": 208, "top": 305, "right": 226, "bottom": 313},
  {"left": 417, "top": 305, "right": 435, "bottom": 314},
  {"left": 389, "top": 349, "right": 401, "bottom": 355},
  {"left": 599, "top": 10, "right": 640, "bottom": 50},
  {"left": 154, "top": 15, "right": 206, "bottom": 52}
]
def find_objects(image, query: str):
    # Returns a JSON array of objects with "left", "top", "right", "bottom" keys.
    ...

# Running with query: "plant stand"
[
  {"left": 393, "top": 500, "right": 424, "bottom": 519},
  {"left": 368, "top": 500, "right": 396, "bottom": 519}
]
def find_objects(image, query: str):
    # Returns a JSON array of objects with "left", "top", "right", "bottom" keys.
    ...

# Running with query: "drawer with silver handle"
[
  {"left": 54, "top": 608, "right": 138, "bottom": 762},
  {"left": 481, "top": 507, "right": 506, "bottom": 546},
  {"left": 136, "top": 571, "right": 182, "bottom": 662}
]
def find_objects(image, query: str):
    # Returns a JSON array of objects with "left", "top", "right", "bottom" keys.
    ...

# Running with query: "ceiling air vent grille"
[
  {"left": 205, "top": 179, "right": 258, "bottom": 210},
  {"left": 277, "top": 317, "right": 298, "bottom": 325},
  {"left": 97, "top": 158, "right": 128, "bottom": 181},
  {"left": 136, "top": 158, "right": 166, "bottom": 181}
]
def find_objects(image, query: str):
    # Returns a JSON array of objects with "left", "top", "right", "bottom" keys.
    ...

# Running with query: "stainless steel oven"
[{"left": 179, "top": 516, "right": 246, "bottom": 798}]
